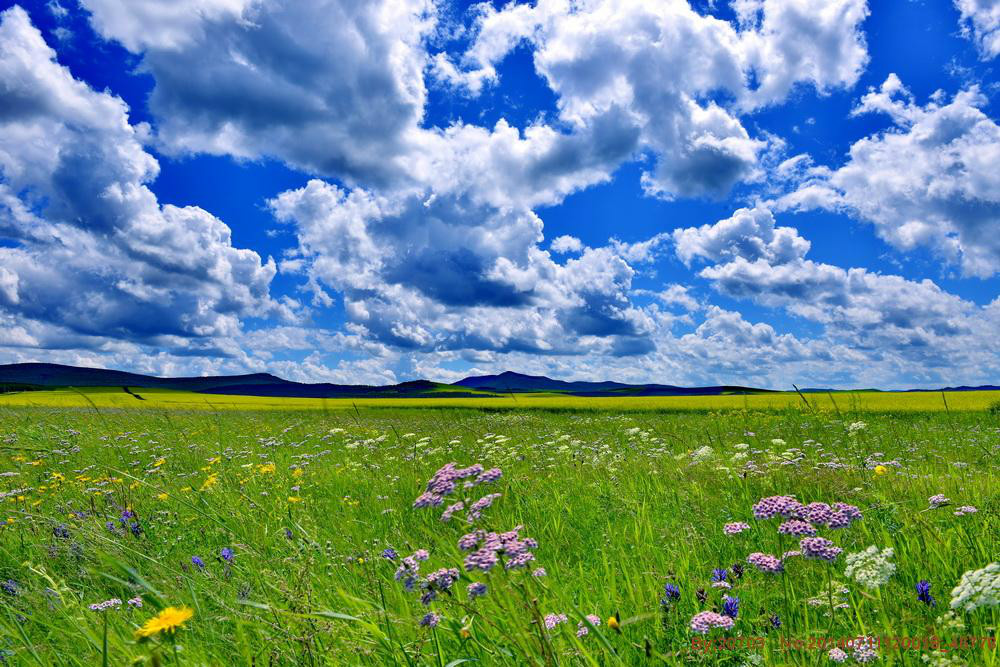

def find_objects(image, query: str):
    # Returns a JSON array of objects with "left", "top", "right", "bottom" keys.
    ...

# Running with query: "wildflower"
[
  {"left": 689, "top": 611, "right": 734, "bottom": 634},
  {"left": 199, "top": 473, "right": 218, "bottom": 491},
  {"left": 467, "top": 582, "right": 487, "bottom": 599},
  {"left": 466, "top": 493, "right": 501, "bottom": 522},
  {"left": 544, "top": 613, "right": 568, "bottom": 629},
  {"left": 381, "top": 548, "right": 398, "bottom": 561},
  {"left": 873, "top": 465, "right": 888, "bottom": 476},
  {"left": 731, "top": 563, "right": 744, "bottom": 579},
  {"left": 722, "top": 595, "right": 739, "bottom": 618},
  {"left": 916, "top": 580, "right": 936, "bottom": 607},
  {"left": 949, "top": 562, "right": 1000, "bottom": 611},
  {"left": 752, "top": 495, "right": 803, "bottom": 520},
  {"left": 723, "top": 522, "right": 750, "bottom": 535},
  {"left": 419, "top": 612, "right": 440, "bottom": 628},
  {"left": 852, "top": 640, "right": 878, "bottom": 663},
  {"left": 778, "top": 520, "right": 817, "bottom": 536},
  {"left": 711, "top": 568, "right": 728, "bottom": 583},
  {"left": 127, "top": 596, "right": 143, "bottom": 608},
  {"left": 607, "top": 615, "right": 620, "bottom": 631},
  {"left": 440, "top": 501, "right": 464, "bottom": 522},
  {"left": 570, "top": 614, "right": 599, "bottom": 637},
  {"left": 1, "top": 580, "right": 19, "bottom": 596},
  {"left": 191, "top": 556, "right": 205, "bottom": 570},
  {"left": 287, "top": 496, "right": 302, "bottom": 503},
  {"left": 134, "top": 606, "right": 194, "bottom": 638},
  {"left": 660, "top": 582, "right": 680, "bottom": 608},
  {"left": 954, "top": 506, "right": 978, "bottom": 516},
  {"left": 220, "top": 547, "right": 235, "bottom": 562},
  {"left": 844, "top": 546, "right": 895, "bottom": 589},
  {"left": 827, "top": 647, "right": 848, "bottom": 663},
  {"left": 832, "top": 503, "right": 862, "bottom": 523},
  {"left": 532, "top": 567, "right": 546, "bottom": 577},
  {"left": 156, "top": 493, "right": 168, "bottom": 501},
  {"left": 88, "top": 598, "right": 123, "bottom": 612},
  {"left": 746, "top": 552, "right": 783, "bottom": 574},
  {"left": 800, "top": 537, "right": 842, "bottom": 561},
  {"left": 769, "top": 613, "right": 781, "bottom": 629},
  {"left": 928, "top": 494, "right": 950, "bottom": 508}
]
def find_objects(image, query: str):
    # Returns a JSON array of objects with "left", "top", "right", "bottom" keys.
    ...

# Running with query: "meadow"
[{"left": 0, "top": 399, "right": 997, "bottom": 666}]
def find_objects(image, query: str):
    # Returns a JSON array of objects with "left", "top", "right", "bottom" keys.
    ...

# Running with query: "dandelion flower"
[
  {"left": 134, "top": 606, "right": 193, "bottom": 638},
  {"left": 873, "top": 465, "right": 888, "bottom": 476}
]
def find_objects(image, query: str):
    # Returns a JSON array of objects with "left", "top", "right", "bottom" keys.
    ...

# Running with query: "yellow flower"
[
  {"left": 258, "top": 463, "right": 276, "bottom": 474},
  {"left": 287, "top": 496, "right": 302, "bottom": 503},
  {"left": 156, "top": 493, "right": 169, "bottom": 501},
  {"left": 134, "top": 606, "right": 194, "bottom": 638},
  {"left": 153, "top": 458, "right": 166, "bottom": 467},
  {"left": 292, "top": 468, "right": 304, "bottom": 478},
  {"left": 607, "top": 615, "right": 620, "bottom": 631},
  {"left": 199, "top": 473, "right": 219, "bottom": 491},
  {"left": 873, "top": 465, "right": 888, "bottom": 476}
]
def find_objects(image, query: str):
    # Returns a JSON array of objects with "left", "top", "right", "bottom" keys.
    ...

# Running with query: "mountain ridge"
[{"left": 0, "top": 362, "right": 997, "bottom": 398}]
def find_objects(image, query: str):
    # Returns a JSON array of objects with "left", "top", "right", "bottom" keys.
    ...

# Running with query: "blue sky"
[{"left": 1, "top": 0, "right": 999, "bottom": 388}]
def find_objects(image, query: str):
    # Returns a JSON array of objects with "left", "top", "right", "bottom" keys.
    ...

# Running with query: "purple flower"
[
  {"left": 466, "top": 493, "right": 501, "bottom": 522},
  {"left": 467, "top": 582, "right": 487, "bottom": 599},
  {"left": 928, "top": 494, "right": 950, "bottom": 508},
  {"left": 802, "top": 502, "right": 833, "bottom": 525},
  {"left": 752, "top": 495, "right": 803, "bottom": 520},
  {"left": 440, "top": 502, "right": 464, "bottom": 522},
  {"left": 419, "top": 612, "right": 440, "bottom": 628},
  {"left": 954, "top": 506, "right": 978, "bottom": 516},
  {"left": 576, "top": 614, "right": 600, "bottom": 637},
  {"left": 916, "top": 580, "right": 935, "bottom": 607},
  {"left": 543, "top": 613, "right": 568, "bottom": 630},
  {"left": 689, "top": 611, "right": 734, "bottom": 634},
  {"left": 722, "top": 595, "right": 739, "bottom": 618},
  {"left": 800, "top": 537, "right": 842, "bottom": 561},
  {"left": 660, "top": 582, "right": 680, "bottom": 608},
  {"left": 746, "top": 552, "right": 783, "bottom": 574},
  {"left": 220, "top": 547, "right": 234, "bottom": 562},
  {"left": 88, "top": 598, "right": 122, "bottom": 612},
  {"left": 127, "top": 596, "right": 143, "bottom": 608},
  {"left": 711, "top": 568, "right": 728, "bottom": 582},
  {"left": 769, "top": 613, "right": 781, "bottom": 629},
  {"left": 723, "top": 522, "right": 750, "bottom": 535},
  {"left": 828, "top": 647, "right": 848, "bottom": 663},
  {"left": 532, "top": 567, "right": 547, "bottom": 577},
  {"left": 832, "top": 503, "right": 862, "bottom": 523},
  {"left": 458, "top": 531, "right": 483, "bottom": 551},
  {"left": 191, "top": 556, "right": 205, "bottom": 570},
  {"left": 778, "top": 520, "right": 816, "bottom": 536},
  {"left": 381, "top": 548, "right": 398, "bottom": 561}
]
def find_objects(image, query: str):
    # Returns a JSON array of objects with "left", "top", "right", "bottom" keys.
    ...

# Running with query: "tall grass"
[{"left": 0, "top": 405, "right": 996, "bottom": 665}]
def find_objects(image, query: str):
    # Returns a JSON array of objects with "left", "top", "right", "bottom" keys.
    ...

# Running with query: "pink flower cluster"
[
  {"left": 689, "top": 611, "right": 735, "bottom": 634},
  {"left": 800, "top": 537, "right": 842, "bottom": 561},
  {"left": 754, "top": 496, "right": 861, "bottom": 529},
  {"left": 723, "top": 522, "right": 750, "bottom": 535},
  {"left": 746, "top": 552, "right": 784, "bottom": 573},
  {"left": 460, "top": 525, "right": 538, "bottom": 572},
  {"left": 413, "top": 462, "right": 504, "bottom": 522}
]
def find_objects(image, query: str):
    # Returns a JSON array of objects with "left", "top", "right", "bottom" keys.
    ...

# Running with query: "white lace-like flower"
[
  {"left": 950, "top": 563, "right": 1000, "bottom": 611},
  {"left": 844, "top": 546, "right": 896, "bottom": 589}
]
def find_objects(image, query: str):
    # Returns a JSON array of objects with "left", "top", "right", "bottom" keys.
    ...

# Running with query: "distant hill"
[
  {"left": 0, "top": 363, "right": 997, "bottom": 399},
  {"left": 453, "top": 370, "right": 775, "bottom": 396}
]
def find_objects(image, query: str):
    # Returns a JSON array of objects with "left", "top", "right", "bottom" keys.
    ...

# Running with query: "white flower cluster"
[
  {"left": 689, "top": 446, "right": 714, "bottom": 463},
  {"left": 847, "top": 421, "right": 867, "bottom": 433},
  {"left": 950, "top": 563, "right": 1000, "bottom": 611},
  {"left": 844, "top": 546, "right": 896, "bottom": 589}
]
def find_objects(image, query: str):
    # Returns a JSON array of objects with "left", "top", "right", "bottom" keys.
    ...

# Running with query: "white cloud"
[
  {"left": 674, "top": 206, "right": 1000, "bottom": 374},
  {"left": 0, "top": 6, "right": 287, "bottom": 348},
  {"left": 437, "top": 0, "right": 869, "bottom": 198},
  {"left": 776, "top": 75, "right": 1000, "bottom": 277},
  {"left": 955, "top": 0, "right": 1000, "bottom": 59},
  {"left": 550, "top": 235, "right": 584, "bottom": 254}
]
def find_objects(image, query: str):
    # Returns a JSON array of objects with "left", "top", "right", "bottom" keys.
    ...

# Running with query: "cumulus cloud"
[
  {"left": 550, "top": 235, "right": 584, "bottom": 254},
  {"left": 776, "top": 74, "right": 1000, "bottom": 277},
  {"left": 80, "top": 0, "right": 437, "bottom": 185},
  {"left": 269, "top": 179, "right": 659, "bottom": 356},
  {"left": 955, "top": 0, "right": 1000, "bottom": 59},
  {"left": 0, "top": 6, "right": 287, "bottom": 349},
  {"left": 437, "top": 0, "right": 868, "bottom": 198},
  {"left": 674, "top": 206, "right": 1000, "bottom": 373}
]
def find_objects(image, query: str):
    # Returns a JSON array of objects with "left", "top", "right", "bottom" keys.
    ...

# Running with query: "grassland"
[
  {"left": 1, "top": 386, "right": 999, "bottom": 412},
  {"left": 0, "top": 402, "right": 997, "bottom": 666}
]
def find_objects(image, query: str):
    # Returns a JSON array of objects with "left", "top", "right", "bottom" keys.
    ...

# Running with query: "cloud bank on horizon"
[{"left": 0, "top": 0, "right": 999, "bottom": 389}]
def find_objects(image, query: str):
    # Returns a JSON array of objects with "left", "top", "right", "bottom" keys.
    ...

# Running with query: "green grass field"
[
  {"left": 2, "top": 386, "right": 999, "bottom": 412},
  {"left": 0, "top": 401, "right": 997, "bottom": 666}
]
